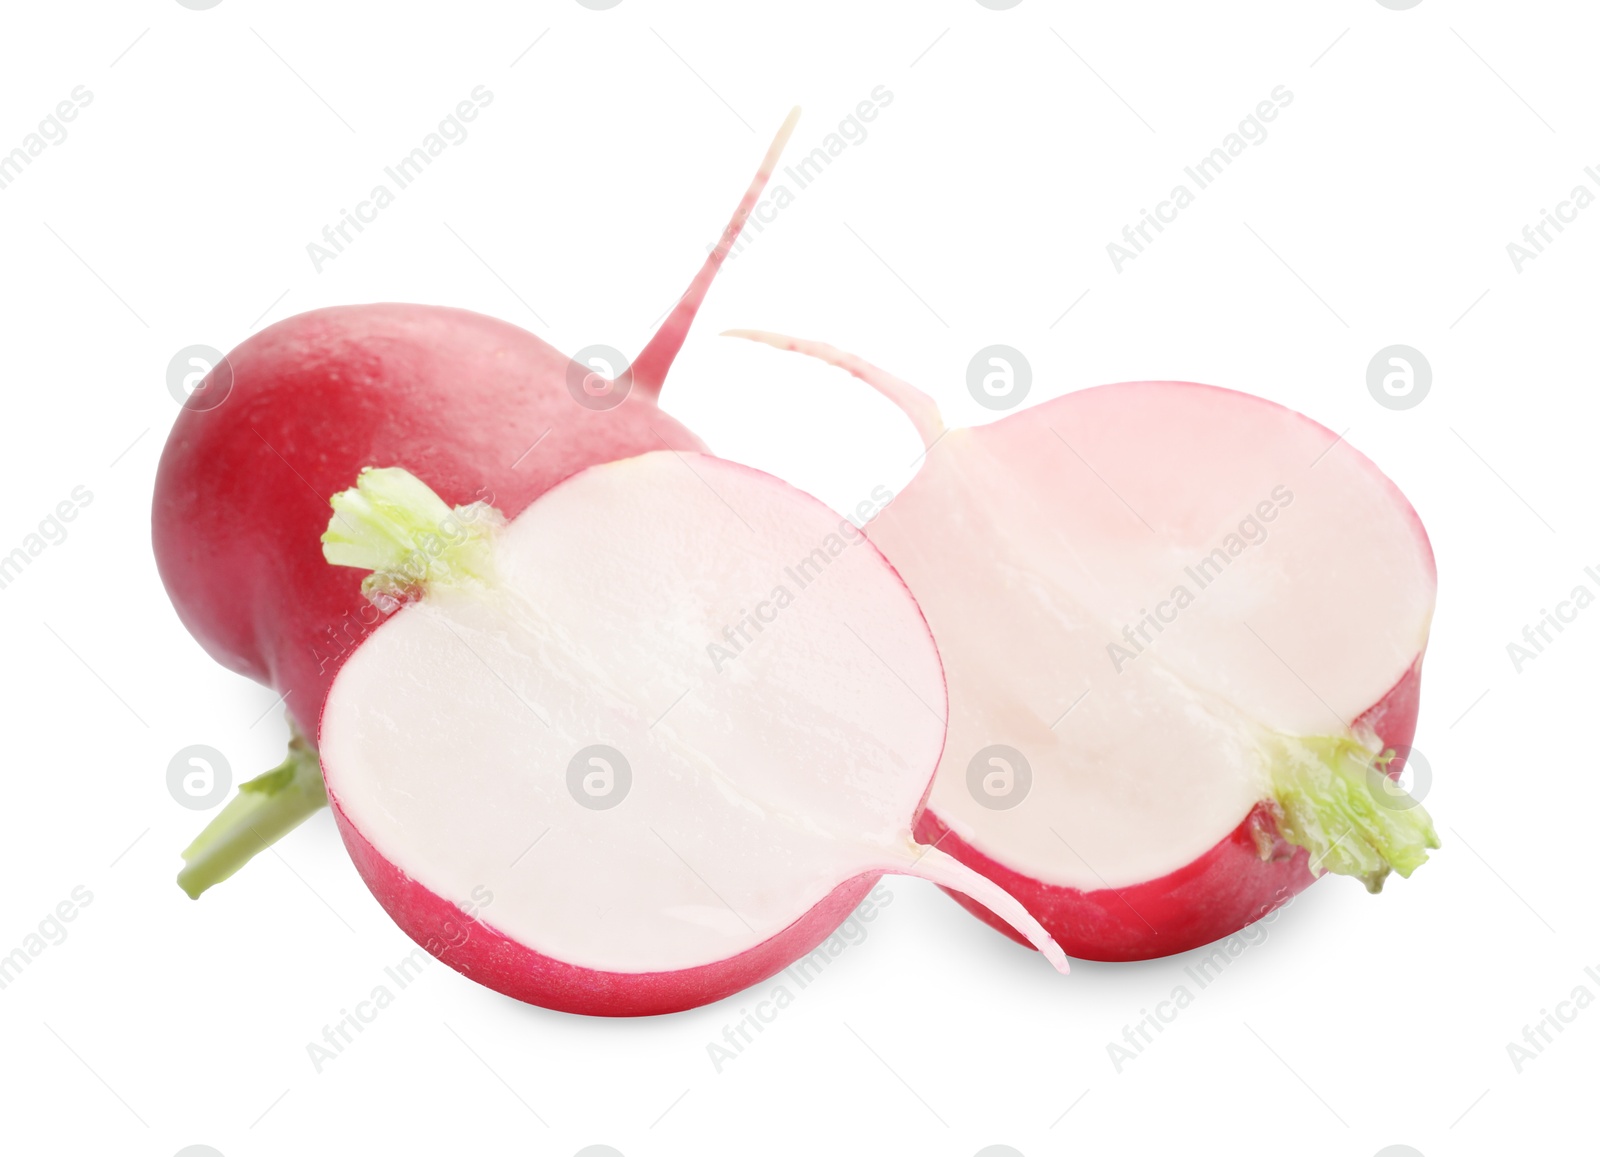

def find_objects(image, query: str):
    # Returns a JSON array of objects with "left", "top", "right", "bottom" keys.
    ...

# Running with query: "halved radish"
[
  {"left": 156, "top": 112, "right": 802, "bottom": 897},
  {"left": 314, "top": 454, "right": 1067, "bottom": 1015},
  {"left": 732, "top": 332, "right": 1440, "bottom": 962}
]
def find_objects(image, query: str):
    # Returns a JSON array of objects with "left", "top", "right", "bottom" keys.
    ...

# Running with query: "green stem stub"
[
  {"left": 321, "top": 466, "right": 503, "bottom": 602},
  {"left": 1265, "top": 735, "right": 1440, "bottom": 894},
  {"left": 178, "top": 725, "right": 328, "bottom": 899}
]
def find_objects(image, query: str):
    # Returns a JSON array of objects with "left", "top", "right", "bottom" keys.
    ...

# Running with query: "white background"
[{"left": 0, "top": 1, "right": 1593, "bottom": 1154}]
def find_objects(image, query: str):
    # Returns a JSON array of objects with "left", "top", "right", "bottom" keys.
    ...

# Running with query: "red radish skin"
[
  {"left": 731, "top": 331, "right": 1439, "bottom": 963},
  {"left": 915, "top": 661, "right": 1424, "bottom": 961},
  {"left": 158, "top": 111, "right": 801, "bottom": 898},
  {"left": 156, "top": 304, "right": 703, "bottom": 725},
  {"left": 335, "top": 800, "right": 882, "bottom": 1017}
]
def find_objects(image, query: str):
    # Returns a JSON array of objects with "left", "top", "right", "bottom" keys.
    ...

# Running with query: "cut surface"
[
  {"left": 320, "top": 452, "right": 1064, "bottom": 974},
  {"left": 868, "top": 382, "right": 1436, "bottom": 891}
]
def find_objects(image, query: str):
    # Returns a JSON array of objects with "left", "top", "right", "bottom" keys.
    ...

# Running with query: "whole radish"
[
  {"left": 733, "top": 331, "right": 1439, "bottom": 962},
  {"left": 157, "top": 111, "right": 801, "bottom": 897}
]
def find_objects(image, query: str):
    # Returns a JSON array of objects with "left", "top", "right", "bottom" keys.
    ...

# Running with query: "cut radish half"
[
  {"left": 316, "top": 452, "right": 1068, "bottom": 1014},
  {"left": 731, "top": 331, "right": 1439, "bottom": 962}
]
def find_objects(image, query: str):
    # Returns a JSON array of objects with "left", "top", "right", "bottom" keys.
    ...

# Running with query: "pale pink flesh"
[
  {"left": 319, "top": 452, "right": 1066, "bottom": 1009},
  {"left": 729, "top": 332, "right": 1436, "bottom": 894}
]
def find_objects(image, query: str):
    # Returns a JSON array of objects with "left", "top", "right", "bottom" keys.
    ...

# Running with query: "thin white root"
[
  {"left": 722, "top": 329, "right": 948, "bottom": 451},
  {"left": 890, "top": 843, "right": 1070, "bottom": 974}
]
